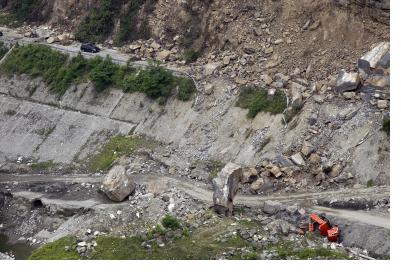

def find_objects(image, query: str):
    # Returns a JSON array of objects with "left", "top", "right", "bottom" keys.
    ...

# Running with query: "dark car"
[
  {"left": 0, "top": 31, "right": 3, "bottom": 37},
  {"left": 80, "top": 43, "right": 101, "bottom": 53}
]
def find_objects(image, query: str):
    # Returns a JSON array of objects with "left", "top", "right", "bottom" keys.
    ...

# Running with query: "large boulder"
[
  {"left": 263, "top": 200, "right": 286, "bottom": 215},
  {"left": 358, "top": 42, "right": 390, "bottom": 75},
  {"left": 101, "top": 165, "right": 134, "bottom": 202},
  {"left": 212, "top": 162, "right": 243, "bottom": 216}
]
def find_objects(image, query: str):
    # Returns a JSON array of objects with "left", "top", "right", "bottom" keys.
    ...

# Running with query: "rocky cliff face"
[{"left": 0, "top": 0, "right": 390, "bottom": 187}]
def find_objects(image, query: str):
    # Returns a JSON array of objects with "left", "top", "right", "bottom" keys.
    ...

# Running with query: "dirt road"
[{"left": 0, "top": 173, "right": 390, "bottom": 229}]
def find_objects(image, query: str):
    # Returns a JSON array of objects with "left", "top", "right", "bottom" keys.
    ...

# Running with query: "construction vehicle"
[{"left": 309, "top": 213, "right": 340, "bottom": 242}]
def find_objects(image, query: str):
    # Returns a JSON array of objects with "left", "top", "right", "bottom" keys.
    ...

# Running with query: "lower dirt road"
[{"left": 0, "top": 173, "right": 390, "bottom": 229}]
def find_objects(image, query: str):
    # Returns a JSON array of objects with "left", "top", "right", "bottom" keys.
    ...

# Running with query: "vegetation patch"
[
  {"left": 161, "top": 215, "right": 180, "bottom": 230},
  {"left": 275, "top": 241, "right": 352, "bottom": 260},
  {"left": 4, "top": 109, "right": 16, "bottom": 116},
  {"left": 74, "top": 0, "right": 117, "bottom": 43},
  {"left": 0, "top": 0, "right": 42, "bottom": 25},
  {"left": 0, "top": 42, "right": 9, "bottom": 60},
  {"left": 0, "top": 45, "right": 196, "bottom": 101},
  {"left": 34, "top": 126, "right": 55, "bottom": 137},
  {"left": 0, "top": 44, "right": 67, "bottom": 86},
  {"left": 88, "top": 135, "right": 144, "bottom": 172},
  {"left": 123, "top": 62, "right": 174, "bottom": 99},
  {"left": 236, "top": 86, "right": 287, "bottom": 118},
  {"left": 183, "top": 49, "right": 201, "bottom": 64},
  {"left": 114, "top": 0, "right": 158, "bottom": 46},
  {"left": 31, "top": 160, "right": 56, "bottom": 171},
  {"left": 382, "top": 116, "right": 390, "bottom": 136},
  {"left": 0, "top": 13, "right": 19, "bottom": 27},
  {"left": 29, "top": 236, "right": 80, "bottom": 260},
  {"left": 176, "top": 76, "right": 196, "bottom": 101}
]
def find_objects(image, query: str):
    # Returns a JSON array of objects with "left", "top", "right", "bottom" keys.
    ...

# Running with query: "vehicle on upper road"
[{"left": 80, "top": 43, "right": 101, "bottom": 53}]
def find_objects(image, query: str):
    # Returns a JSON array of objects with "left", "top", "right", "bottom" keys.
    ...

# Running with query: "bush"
[
  {"left": 1, "top": 44, "right": 194, "bottom": 103},
  {"left": 236, "top": 86, "right": 287, "bottom": 118},
  {"left": 114, "top": 0, "right": 146, "bottom": 46},
  {"left": 0, "top": 42, "right": 9, "bottom": 60},
  {"left": 0, "top": 44, "right": 67, "bottom": 85},
  {"left": 132, "top": 63, "right": 175, "bottom": 99},
  {"left": 183, "top": 49, "right": 200, "bottom": 63},
  {"left": 89, "top": 56, "right": 118, "bottom": 92},
  {"left": 49, "top": 54, "right": 90, "bottom": 95},
  {"left": 382, "top": 116, "right": 390, "bottom": 136},
  {"left": 74, "top": 0, "right": 116, "bottom": 43},
  {"left": 176, "top": 77, "right": 196, "bottom": 101},
  {"left": 10, "top": 0, "right": 38, "bottom": 20},
  {"left": 161, "top": 215, "right": 180, "bottom": 230}
]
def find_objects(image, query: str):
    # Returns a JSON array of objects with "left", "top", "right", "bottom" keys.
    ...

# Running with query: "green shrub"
[
  {"left": 89, "top": 56, "right": 118, "bottom": 92},
  {"left": 161, "top": 215, "right": 180, "bottom": 230},
  {"left": 132, "top": 63, "right": 175, "bottom": 99},
  {"left": 240, "top": 252, "right": 259, "bottom": 260},
  {"left": 183, "top": 49, "right": 200, "bottom": 63},
  {"left": 176, "top": 76, "right": 196, "bottom": 101},
  {"left": 0, "top": 0, "right": 40, "bottom": 23},
  {"left": 114, "top": 0, "right": 145, "bottom": 46},
  {"left": 74, "top": 0, "right": 116, "bottom": 43},
  {"left": 10, "top": 0, "right": 39, "bottom": 20},
  {"left": 1, "top": 44, "right": 194, "bottom": 103},
  {"left": 0, "top": 44, "right": 67, "bottom": 85},
  {"left": 49, "top": 54, "right": 90, "bottom": 95},
  {"left": 31, "top": 161, "right": 56, "bottom": 171},
  {"left": 382, "top": 116, "right": 390, "bottom": 136},
  {"left": 0, "top": 42, "right": 9, "bottom": 60},
  {"left": 236, "top": 86, "right": 287, "bottom": 118}
]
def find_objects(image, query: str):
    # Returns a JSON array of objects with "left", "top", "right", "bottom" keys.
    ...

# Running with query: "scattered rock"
[
  {"left": 270, "top": 165, "right": 283, "bottom": 178},
  {"left": 204, "top": 84, "right": 214, "bottom": 95},
  {"left": 223, "top": 56, "right": 231, "bottom": 66},
  {"left": 261, "top": 74, "right": 273, "bottom": 85},
  {"left": 251, "top": 178, "right": 264, "bottom": 192},
  {"left": 309, "top": 153, "right": 321, "bottom": 164},
  {"left": 301, "top": 141, "right": 314, "bottom": 157},
  {"left": 203, "top": 63, "right": 221, "bottom": 76},
  {"left": 241, "top": 167, "right": 258, "bottom": 183},
  {"left": 330, "top": 164, "right": 343, "bottom": 178},
  {"left": 46, "top": 37, "right": 58, "bottom": 44},
  {"left": 290, "top": 153, "right": 305, "bottom": 166},
  {"left": 377, "top": 100, "right": 388, "bottom": 109},
  {"left": 156, "top": 50, "right": 172, "bottom": 61},
  {"left": 335, "top": 70, "right": 361, "bottom": 93},
  {"left": 343, "top": 92, "right": 356, "bottom": 99},
  {"left": 150, "top": 41, "right": 161, "bottom": 50},
  {"left": 263, "top": 200, "right": 285, "bottom": 215}
]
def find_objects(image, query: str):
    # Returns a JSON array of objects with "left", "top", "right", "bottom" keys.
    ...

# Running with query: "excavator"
[{"left": 309, "top": 213, "right": 340, "bottom": 242}]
